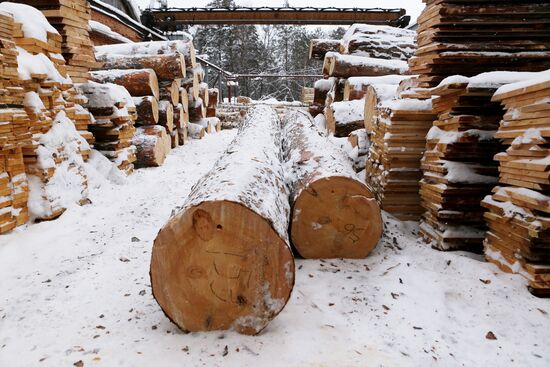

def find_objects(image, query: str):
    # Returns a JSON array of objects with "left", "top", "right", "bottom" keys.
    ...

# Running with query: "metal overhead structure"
[{"left": 141, "top": 6, "right": 410, "bottom": 31}]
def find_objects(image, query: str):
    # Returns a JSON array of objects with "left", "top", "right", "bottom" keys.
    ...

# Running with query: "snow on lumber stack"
[
  {"left": 419, "top": 72, "right": 532, "bottom": 252},
  {"left": 282, "top": 110, "right": 381, "bottom": 259},
  {"left": 363, "top": 79, "right": 436, "bottom": 221},
  {"left": 409, "top": 0, "right": 550, "bottom": 88},
  {"left": 0, "top": 3, "right": 99, "bottom": 224},
  {"left": 150, "top": 105, "right": 295, "bottom": 335},
  {"left": 327, "top": 53, "right": 409, "bottom": 78},
  {"left": 309, "top": 39, "right": 341, "bottom": 60},
  {"left": 132, "top": 125, "right": 171, "bottom": 168},
  {"left": 325, "top": 99, "right": 365, "bottom": 137},
  {"left": 13, "top": 0, "right": 100, "bottom": 83},
  {"left": 79, "top": 81, "right": 137, "bottom": 174},
  {"left": 90, "top": 69, "right": 160, "bottom": 100},
  {"left": 481, "top": 71, "right": 550, "bottom": 297},
  {"left": 341, "top": 24, "right": 416, "bottom": 61}
]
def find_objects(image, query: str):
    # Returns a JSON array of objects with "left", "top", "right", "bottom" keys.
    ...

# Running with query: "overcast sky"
[{"left": 135, "top": 1, "right": 425, "bottom": 24}]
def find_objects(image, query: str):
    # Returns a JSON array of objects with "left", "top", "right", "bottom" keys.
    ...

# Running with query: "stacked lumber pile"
[
  {"left": 0, "top": 3, "right": 92, "bottom": 222},
  {"left": 410, "top": 1, "right": 550, "bottom": 88},
  {"left": 418, "top": 74, "right": 517, "bottom": 251},
  {"left": 364, "top": 78, "right": 436, "bottom": 221},
  {"left": 78, "top": 82, "right": 136, "bottom": 174},
  {"left": 17, "top": 0, "right": 100, "bottom": 83},
  {"left": 482, "top": 71, "right": 550, "bottom": 297}
]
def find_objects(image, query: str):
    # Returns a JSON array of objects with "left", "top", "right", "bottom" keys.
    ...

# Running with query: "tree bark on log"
[
  {"left": 182, "top": 69, "right": 200, "bottom": 100},
  {"left": 328, "top": 53, "right": 410, "bottom": 78},
  {"left": 90, "top": 69, "right": 160, "bottom": 100},
  {"left": 282, "top": 110, "right": 382, "bottom": 259},
  {"left": 151, "top": 105, "right": 295, "bottom": 335},
  {"left": 132, "top": 125, "right": 171, "bottom": 168},
  {"left": 173, "top": 103, "right": 187, "bottom": 129},
  {"left": 96, "top": 54, "right": 186, "bottom": 81},
  {"left": 344, "top": 75, "right": 411, "bottom": 101},
  {"left": 309, "top": 39, "right": 342, "bottom": 60},
  {"left": 133, "top": 96, "right": 159, "bottom": 125},
  {"left": 158, "top": 100, "right": 174, "bottom": 133}
]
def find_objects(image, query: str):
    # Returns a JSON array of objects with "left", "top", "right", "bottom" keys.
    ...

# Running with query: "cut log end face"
[
  {"left": 151, "top": 201, "right": 295, "bottom": 335},
  {"left": 291, "top": 177, "right": 382, "bottom": 259}
]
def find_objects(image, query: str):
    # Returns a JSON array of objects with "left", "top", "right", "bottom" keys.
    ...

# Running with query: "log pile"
[
  {"left": 0, "top": 3, "right": 92, "bottom": 222},
  {"left": 364, "top": 79, "right": 436, "bottom": 221},
  {"left": 409, "top": 1, "right": 550, "bottom": 88},
  {"left": 482, "top": 72, "right": 550, "bottom": 297},
  {"left": 283, "top": 110, "right": 382, "bottom": 259},
  {"left": 418, "top": 74, "right": 517, "bottom": 251},
  {"left": 151, "top": 105, "right": 294, "bottom": 335},
  {"left": 79, "top": 81, "right": 136, "bottom": 174}
]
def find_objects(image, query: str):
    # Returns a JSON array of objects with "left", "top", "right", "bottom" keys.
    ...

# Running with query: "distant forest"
[{"left": 187, "top": 0, "right": 345, "bottom": 101}]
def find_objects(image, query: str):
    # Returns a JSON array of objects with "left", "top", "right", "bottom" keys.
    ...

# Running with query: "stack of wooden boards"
[
  {"left": 419, "top": 74, "right": 512, "bottom": 251},
  {"left": 92, "top": 40, "right": 219, "bottom": 167},
  {"left": 17, "top": 0, "right": 100, "bottom": 83},
  {"left": 363, "top": 77, "right": 436, "bottom": 221},
  {"left": 0, "top": 3, "right": 93, "bottom": 224},
  {"left": 482, "top": 72, "right": 550, "bottom": 297},
  {"left": 410, "top": 0, "right": 550, "bottom": 88}
]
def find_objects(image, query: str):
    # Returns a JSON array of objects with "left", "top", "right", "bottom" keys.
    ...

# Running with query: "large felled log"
[
  {"left": 96, "top": 54, "right": 186, "bottom": 81},
  {"left": 282, "top": 110, "right": 382, "bottom": 259},
  {"left": 328, "top": 53, "right": 409, "bottom": 78},
  {"left": 309, "top": 39, "right": 342, "bottom": 60},
  {"left": 89, "top": 69, "right": 160, "bottom": 100},
  {"left": 95, "top": 39, "right": 196, "bottom": 69},
  {"left": 325, "top": 99, "right": 365, "bottom": 137},
  {"left": 151, "top": 105, "right": 295, "bottom": 335},
  {"left": 133, "top": 96, "right": 159, "bottom": 125},
  {"left": 189, "top": 96, "right": 206, "bottom": 122},
  {"left": 158, "top": 100, "right": 174, "bottom": 132},
  {"left": 344, "top": 75, "right": 410, "bottom": 101},
  {"left": 187, "top": 122, "right": 205, "bottom": 139},
  {"left": 159, "top": 79, "right": 180, "bottom": 105},
  {"left": 133, "top": 125, "right": 171, "bottom": 167}
]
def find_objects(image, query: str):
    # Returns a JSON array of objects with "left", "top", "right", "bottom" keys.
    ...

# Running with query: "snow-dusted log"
[
  {"left": 198, "top": 82, "right": 210, "bottom": 107},
  {"left": 151, "top": 105, "right": 295, "bottom": 335},
  {"left": 133, "top": 96, "right": 159, "bottom": 125},
  {"left": 177, "top": 127, "right": 188, "bottom": 145},
  {"left": 309, "top": 39, "right": 342, "bottom": 60},
  {"left": 189, "top": 96, "right": 206, "bottom": 122},
  {"left": 187, "top": 122, "right": 206, "bottom": 139},
  {"left": 159, "top": 79, "right": 180, "bottom": 105},
  {"left": 96, "top": 54, "right": 186, "bottom": 81},
  {"left": 282, "top": 110, "right": 382, "bottom": 259},
  {"left": 173, "top": 103, "right": 187, "bottom": 129},
  {"left": 157, "top": 100, "right": 174, "bottom": 132},
  {"left": 325, "top": 99, "right": 365, "bottom": 137},
  {"left": 322, "top": 52, "right": 336, "bottom": 77},
  {"left": 133, "top": 125, "right": 171, "bottom": 167},
  {"left": 344, "top": 75, "right": 409, "bottom": 101},
  {"left": 328, "top": 53, "right": 410, "bottom": 78},
  {"left": 95, "top": 39, "right": 196, "bottom": 69},
  {"left": 89, "top": 69, "right": 159, "bottom": 100}
]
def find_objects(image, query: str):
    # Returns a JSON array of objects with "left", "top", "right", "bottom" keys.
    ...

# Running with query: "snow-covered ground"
[{"left": 0, "top": 130, "right": 549, "bottom": 367}]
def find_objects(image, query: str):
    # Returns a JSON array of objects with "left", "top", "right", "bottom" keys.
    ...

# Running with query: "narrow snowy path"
[{"left": 0, "top": 130, "right": 549, "bottom": 367}]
